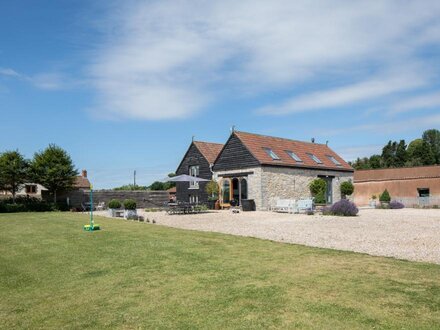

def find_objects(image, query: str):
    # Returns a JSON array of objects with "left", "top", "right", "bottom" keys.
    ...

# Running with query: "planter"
[
  {"left": 369, "top": 200, "right": 377, "bottom": 208},
  {"left": 380, "top": 202, "right": 390, "bottom": 208},
  {"left": 124, "top": 209, "right": 138, "bottom": 220},
  {"left": 108, "top": 208, "right": 121, "bottom": 217},
  {"left": 207, "top": 200, "right": 217, "bottom": 210}
]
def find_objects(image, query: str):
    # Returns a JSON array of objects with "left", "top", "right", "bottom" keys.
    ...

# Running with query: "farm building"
[{"left": 176, "top": 130, "right": 354, "bottom": 210}]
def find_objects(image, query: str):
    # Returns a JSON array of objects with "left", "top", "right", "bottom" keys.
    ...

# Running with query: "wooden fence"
[{"left": 43, "top": 189, "right": 169, "bottom": 209}]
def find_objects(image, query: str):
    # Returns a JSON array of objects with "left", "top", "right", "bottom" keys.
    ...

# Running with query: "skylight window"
[
  {"left": 263, "top": 148, "right": 280, "bottom": 160},
  {"left": 307, "top": 153, "right": 323, "bottom": 164},
  {"left": 327, "top": 155, "right": 342, "bottom": 166},
  {"left": 285, "top": 150, "right": 302, "bottom": 162}
]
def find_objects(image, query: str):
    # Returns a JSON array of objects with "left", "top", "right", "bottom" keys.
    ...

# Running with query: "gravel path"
[{"left": 97, "top": 208, "right": 440, "bottom": 264}]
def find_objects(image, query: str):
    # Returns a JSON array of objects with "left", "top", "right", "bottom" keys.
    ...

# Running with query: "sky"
[{"left": 1, "top": 0, "right": 440, "bottom": 188}]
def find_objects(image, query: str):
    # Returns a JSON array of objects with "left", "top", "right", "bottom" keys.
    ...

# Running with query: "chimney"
[
  {"left": 81, "top": 169, "right": 87, "bottom": 178},
  {"left": 311, "top": 138, "right": 315, "bottom": 143}
]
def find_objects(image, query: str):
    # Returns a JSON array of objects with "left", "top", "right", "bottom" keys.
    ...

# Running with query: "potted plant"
[
  {"left": 123, "top": 199, "right": 137, "bottom": 219},
  {"left": 205, "top": 180, "right": 219, "bottom": 210},
  {"left": 340, "top": 181, "right": 354, "bottom": 199},
  {"left": 369, "top": 194, "right": 377, "bottom": 208},
  {"left": 379, "top": 189, "right": 391, "bottom": 208},
  {"left": 108, "top": 199, "right": 122, "bottom": 217}
]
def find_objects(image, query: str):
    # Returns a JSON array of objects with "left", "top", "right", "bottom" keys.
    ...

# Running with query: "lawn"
[{"left": 1, "top": 213, "right": 439, "bottom": 329}]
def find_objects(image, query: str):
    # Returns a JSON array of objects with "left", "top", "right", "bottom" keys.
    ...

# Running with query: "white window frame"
[
  {"left": 189, "top": 165, "right": 199, "bottom": 189},
  {"left": 307, "top": 153, "right": 323, "bottom": 164},
  {"left": 327, "top": 155, "right": 342, "bottom": 166},
  {"left": 286, "top": 150, "right": 302, "bottom": 162},
  {"left": 263, "top": 147, "right": 280, "bottom": 160}
]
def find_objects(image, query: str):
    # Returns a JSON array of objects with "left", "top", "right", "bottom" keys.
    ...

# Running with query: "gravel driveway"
[{"left": 99, "top": 208, "right": 440, "bottom": 264}]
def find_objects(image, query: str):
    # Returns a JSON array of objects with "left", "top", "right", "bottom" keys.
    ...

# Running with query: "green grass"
[{"left": 1, "top": 213, "right": 439, "bottom": 329}]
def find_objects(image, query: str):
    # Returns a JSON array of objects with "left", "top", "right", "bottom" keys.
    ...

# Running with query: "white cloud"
[
  {"left": 388, "top": 92, "right": 440, "bottom": 115},
  {"left": 256, "top": 70, "right": 427, "bottom": 115},
  {"left": 337, "top": 145, "right": 383, "bottom": 161},
  {"left": 0, "top": 67, "right": 69, "bottom": 90},
  {"left": 324, "top": 114, "right": 440, "bottom": 136},
  {"left": 87, "top": 0, "right": 440, "bottom": 119}
]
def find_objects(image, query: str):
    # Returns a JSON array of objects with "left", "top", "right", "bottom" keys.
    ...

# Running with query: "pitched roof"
[
  {"left": 354, "top": 165, "right": 440, "bottom": 182},
  {"left": 233, "top": 131, "right": 353, "bottom": 171},
  {"left": 193, "top": 141, "right": 224, "bottom": 164},
  {"left": 74, "top": 175, "right": 91, "bottom": 189}
]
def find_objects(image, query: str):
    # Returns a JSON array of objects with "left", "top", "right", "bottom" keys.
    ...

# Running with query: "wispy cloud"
[
  {"left": 323, "top": 113, "right": 440, "bottom": 136},
  {"left": 337, "top": 144, "right": 383, "bottom": 161},
  {"left": 387, "top": 92, "right": 440, "bottom": 115},
  {"left": 0, "top": 67, "right": 70, "bottom": 90},
  {"left": 256, "top": 69, "right": 427, "bottom": 115},
  {"left": 87, "top": 0, "right": 440, "bottom": 120}
]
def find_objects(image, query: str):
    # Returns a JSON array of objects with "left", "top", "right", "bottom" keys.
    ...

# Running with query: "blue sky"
[{"left": 1, "top": 1, "right": 440, "bottom": 188}]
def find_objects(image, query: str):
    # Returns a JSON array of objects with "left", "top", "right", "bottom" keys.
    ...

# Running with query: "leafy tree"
[
  {"left": 422, "top": 129, "right": 440, "bottom": 163},
  {"left": 395, "top": 140, "right": 407, "bottom": 167},
  {"left": 30, "top": 144, "right": 78, "bottom": 203},
  {"left": 406, "top": 139, "right": 435, "bottom": 166},
  {"left": 114, "top": 184, "right": 148, "bottom": 191},
  {"left": 0, "top": 150, "right": 29, "bottom": 203},
  {"left": 369, "top": 155, "right": 382, "bottom": 169},
  {"left": 148, "top": 181, "right": 167, "bottom": 190},
  {"left": 340, "top": 181, "right": 354, "bottom": 198},
  {"left": 205, "top": 180, "right": 219, "bottom": 199},
  {"left": 309, "top": 178, "right": 327, "bottom": 204}
]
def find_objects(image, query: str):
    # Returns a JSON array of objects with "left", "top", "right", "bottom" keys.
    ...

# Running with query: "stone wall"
[
  {"left": 261, "top": 166, "right": 353, "bottom": 210},
  {"left": 213, "top": 166, "right": 353, "bottom": 210},
  {"left": 213, "top": 167, "right": 263, "bottom": 209}
]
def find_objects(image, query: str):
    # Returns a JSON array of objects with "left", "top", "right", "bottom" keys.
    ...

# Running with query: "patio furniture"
[
  {"left": 96, "top": 201, "right": 106, "bottom": 211},
  {"left": 296, "top": 198, "right": 314, "bottom": 213},
  {"left": 272, "top": 199, "right": 295, "bottom": 213}
]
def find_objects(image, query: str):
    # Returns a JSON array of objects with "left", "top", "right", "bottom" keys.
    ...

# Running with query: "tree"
[
  {"left": 379, "top": 189, "right": 391, "bottom": 203},
  {"left": 0, "top": 150, "right": 29, "bottom": 203},
  {"left": 369, "top": 154, "right": 382, "bottom": 169},
  {"left": 114, "top": 184, "right": 148, "bottom": 191},
  {"left": 422, "top": 129, "right": 440, "bottom": 163},
  {"left": 395, "top": 140, "right": 407, "bottom": 167},
  {"left": 340, "top": 181, "right": 354, "bottom": 198},
  {"left": 406, "top": 139, "right": 435, "bottom": 166},
  {"left": 309, "top": 178, "right": 327, "bottom": 204},
  {"left": 30, "top": 144, "right": 78, "bottom": 203},
  {"left": 205, "top": 180, "right": 219, "bottom": 200}
]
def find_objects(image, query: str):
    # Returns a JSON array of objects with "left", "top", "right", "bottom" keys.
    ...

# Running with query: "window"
[
  {"left": 307, "top": 153, "right": 323, "bottom": 164},
  {"left": 189, "top": 194, "right": 199, "bottom": 204},
  {"left": 189, "top": 165, "right": 199, "bottom": 189},
  {"left": 327, "top": 155, "right": 341, "bottom": 166},
  {"left": 418, "top": 188, "right": 430, "bottom": 197},
  {"left": 263, "top": 148, "right": 280, "bottom": 160},
  {"left": 285, "top": 150, "right": 302, "bottom": 162},
  {"left": 25, "top": 185, "right": 37, "bottom": 194}
]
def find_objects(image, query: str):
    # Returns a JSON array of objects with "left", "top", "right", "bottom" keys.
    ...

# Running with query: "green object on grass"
[
  {"left": 83, "top": 224, "right": 100, "bottom": 231},
  {"left": 84, "top": 185, "right": 100, "bottom": 231}
]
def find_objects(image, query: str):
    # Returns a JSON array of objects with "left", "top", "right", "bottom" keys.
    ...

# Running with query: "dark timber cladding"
[
  {"left": 213, "top": 134, "right": 259, "bottom": 171},
  {"left": 176, "top": 142, "right": 213, "bottom": 203}
]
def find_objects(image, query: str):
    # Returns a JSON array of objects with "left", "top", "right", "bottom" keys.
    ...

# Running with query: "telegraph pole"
[{"left": 134, "top": 170, "right": 136, "bottom": 188}]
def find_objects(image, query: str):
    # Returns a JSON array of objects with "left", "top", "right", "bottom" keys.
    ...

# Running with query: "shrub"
[
  {"left": 309, "top": 178, "right": 327, "bottom": 204},
  {"left": 340, "top": 181, "right": 354, "bottom": 197},
  {"left": 379, "top": 189, "right": 391, "bottom": 203},
  {"left": 0, "top": 196, "right": 62, "bottom": 213},
  {"left": 328, "top": 199, "right": 359, "bottom": 216},
  {"left": 205, "top": 180, "right": 219, "bottom": 200},
  {"left": 108, "top": 199, "right": 121, "bottom": 209},
  {"left": 123, "top": 199, "right": 137, "bottom": 210},
  {"left": 389, "top": 200, "right": 404, "bottom": 209}
]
